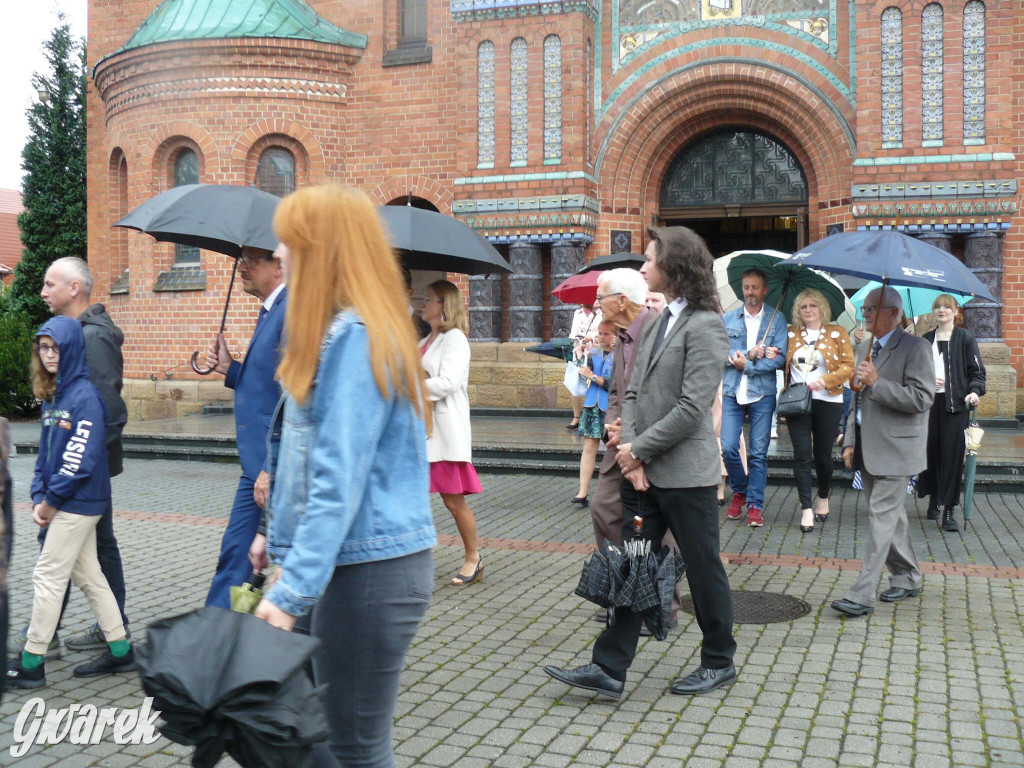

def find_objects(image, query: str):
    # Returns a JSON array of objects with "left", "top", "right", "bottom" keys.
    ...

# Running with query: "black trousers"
[
  {"left": 919, "top": 399, "right": 969, "bottom": 507},
  {"left": 592, "top": 481, "right": 735, "bottom": 681},
  {"left": 786, "top": 399, "right": 843, "bottom": 509}
]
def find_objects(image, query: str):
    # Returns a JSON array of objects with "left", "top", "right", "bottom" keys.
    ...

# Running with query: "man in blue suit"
[{"left": 203, "top": 246, "right": 286, "bottom": 609}]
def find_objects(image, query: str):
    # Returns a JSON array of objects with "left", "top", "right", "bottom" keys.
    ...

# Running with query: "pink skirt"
[{"left": 429, "top": 461, "right": 482, "bottom": 495}]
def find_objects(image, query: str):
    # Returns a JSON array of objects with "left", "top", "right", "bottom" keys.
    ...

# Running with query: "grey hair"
[
  {"left": 50, "top": 256, "right": 94, "bottom": 297},
  {"left": 866, "top": 285, "right": 903, "bottom": 313},
  {"left": 598, "top": 267, "right": 647, "bottom": 305}
]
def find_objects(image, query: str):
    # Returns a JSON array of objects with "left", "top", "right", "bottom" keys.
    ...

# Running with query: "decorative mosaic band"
[
  {"left": 451, "top": 0, "right": 599, "bottom": 23},
  {"left": 852, "top": 200, "right": 1016, "bottom": 218},
  {"left": 855, "top": 222, "right": 1010, "bottom": 235},
  {"left": 852, "top": 180, "right": 1017, "bottom": 201}
]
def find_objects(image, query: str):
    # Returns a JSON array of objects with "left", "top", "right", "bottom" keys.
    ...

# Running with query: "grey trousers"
[
  {"left": 844, "top": 472, "right": 923, "bottom": 608},
  {"left": 304, "top": 549, "right": 433, "bottom": 768}
]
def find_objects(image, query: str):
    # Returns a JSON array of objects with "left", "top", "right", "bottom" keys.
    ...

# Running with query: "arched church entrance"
[{"left": 658, "top": 129, "right": 809, "bottom": 257}]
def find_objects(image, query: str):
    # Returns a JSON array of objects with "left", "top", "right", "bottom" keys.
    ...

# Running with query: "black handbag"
[{"left": 776, "top": 382, "right": 812, "bottom": 418}]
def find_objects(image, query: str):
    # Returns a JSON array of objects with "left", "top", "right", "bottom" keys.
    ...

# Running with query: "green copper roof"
[{"left": 121, "top": 0, "right": 367, "bottom": 52}]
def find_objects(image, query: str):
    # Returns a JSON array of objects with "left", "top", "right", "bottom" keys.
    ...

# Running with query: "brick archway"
[
  {"left": 367, "top": 175, "right": 453, "bottom": 214},
  {"left": 596, "top": 61, "right": 855, "bottom": 248}
]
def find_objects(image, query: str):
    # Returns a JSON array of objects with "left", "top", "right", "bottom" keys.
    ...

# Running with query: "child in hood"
[{"left": 7, "top": 316, "right": 136, "bottom": 688}]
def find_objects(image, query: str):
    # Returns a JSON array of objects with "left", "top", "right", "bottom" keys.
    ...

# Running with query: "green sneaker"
[
  {"left": 12, "top": 625, "right": 61, "bottom": 659},
  {"left": 65, "top": 623, "right": 131, "bottom": 652}
]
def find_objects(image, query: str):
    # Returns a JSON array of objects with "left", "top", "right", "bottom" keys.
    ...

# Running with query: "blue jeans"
[{"left": 721, "top": 394, "right": 776, "bottom": 511}]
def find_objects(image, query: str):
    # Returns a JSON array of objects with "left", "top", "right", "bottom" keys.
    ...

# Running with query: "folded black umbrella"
[{"left": 137, "top": 607, "right": 328, "bottom": 768}]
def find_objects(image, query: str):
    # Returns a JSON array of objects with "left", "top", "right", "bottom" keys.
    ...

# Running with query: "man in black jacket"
[{"left": 31, "top": 256, "right": 131, "bottom": 656}]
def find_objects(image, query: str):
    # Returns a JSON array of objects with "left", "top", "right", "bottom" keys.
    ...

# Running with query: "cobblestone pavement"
[{"left": 1, "top": 455, "right": 1023, "bottom": 767}]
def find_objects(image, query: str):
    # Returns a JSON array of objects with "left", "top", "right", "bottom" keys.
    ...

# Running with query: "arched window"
[
  {"left": 543, "top": 35, "right": 562, "bottom": 163},
  {"left": 921, "top": 3, "right": 943, "bottom": 144},
  {"left": 510, "top": 38, "right": 528, "bottom": 166},
  {"left": 477, "top": 41, "right": 495, "bottom": 168},
  {"left": 880, "top": 7, "right": 902, "bottom": 147},
  {"left": 255, "top": 148, "right": 295, "bottom": 198},
  {"left": 173, "top": 148, "right": 200, "bottom": 264},
  {"left": 963, "top": 1, "right": 986, "bottom": 143}
]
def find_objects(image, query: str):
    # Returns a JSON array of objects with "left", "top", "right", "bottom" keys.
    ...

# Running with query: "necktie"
[
  {"left": 871, "top": 340, "right": 882, "bottom": 362},
  {"left": 650, "top": 309, "right": 673, "bottom": 358},
  {"left": 256, "top": 306, "right": 268, "bottom": 330}
]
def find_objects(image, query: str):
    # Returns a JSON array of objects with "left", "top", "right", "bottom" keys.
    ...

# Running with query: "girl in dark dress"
[{"left": 918, "top": 294, "right": 986, "bottom": 533}]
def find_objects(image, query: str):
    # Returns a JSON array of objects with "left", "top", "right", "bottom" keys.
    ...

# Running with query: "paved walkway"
[{"left": 1, "top": 454, "right": 1023, "bottom": 767}]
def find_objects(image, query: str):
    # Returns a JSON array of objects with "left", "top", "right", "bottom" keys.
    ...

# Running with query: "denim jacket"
[
  {"left": 264, "top": 311, "right": 436, "bottom": 616},
  {"left": 721, "top": 305, "right": 789, "bottom": 400}
]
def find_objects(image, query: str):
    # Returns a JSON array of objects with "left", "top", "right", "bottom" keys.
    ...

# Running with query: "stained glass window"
[
  {"left": 963, "top": 1, "right": 986, "bottom": 142},
  {"left": 510, "top": 38, "right": 528, "bottom": 165},
  {"left": 477, "top": 41, "right": 495, "bottom": 167},
  {"left": 543, "top": 35, "right": 562, "bottom": 162},
  {"left": 921, "top": 4, "right": 943, "bottom": 143},
  {"left": 255, "top": 148, "right": 295, "bottom": 198},
  {"left": 881, "top": 7, "right": 903, "bottom": 146}
]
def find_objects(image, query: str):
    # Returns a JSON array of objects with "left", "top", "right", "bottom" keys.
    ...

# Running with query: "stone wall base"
[{"left": 120, "top": 341, "right": 1024, "bottom": 421}]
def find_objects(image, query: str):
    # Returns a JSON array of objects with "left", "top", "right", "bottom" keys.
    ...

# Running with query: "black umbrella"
[
  {"left": 137, "top": 607, "right": 328, "bottom": 768},
  {"left": 114, "top": 184, "right": 280, "bottom": 257},
  {"left": 377, "top": 205, "right": 513, "bottom": 275},
  {"left": 114, "top": 184, "right": 282, "bottom": 375},
  {"left": 575, "top": 252, "right": 644, "bottom": 274}
]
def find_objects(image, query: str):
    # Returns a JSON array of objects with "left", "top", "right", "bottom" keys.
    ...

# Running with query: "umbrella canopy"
[
  {"left": 524, "top": 337, "right": 575, "bottom": 361},
  {"left": 552, "top": 270, "right": 603, "bottom": 306},
  {"left": 714, "top": 250, "right": 857, "bottom": 331},
  {"left": 114, "top": 184, "right": 280, "bottom": 258},
  {"left": 850, "top": 281, "right": 971, "bottom": 320},
  {"left": 137, "top": 607, "right": 328, "bottom": 768},
  {"left": 575, "top": 252, "right": 644, "bottom": 274},
  {"left": 377, "top": 205, "right": 513, "bottom": 275},
  {"left": 790, "top": 230, "right": 998, "bottom": 302}
]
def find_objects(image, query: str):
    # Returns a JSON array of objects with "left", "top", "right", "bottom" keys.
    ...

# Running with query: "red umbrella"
[{"left": 552, "top": 270, "right": 604, "bottom": 305}]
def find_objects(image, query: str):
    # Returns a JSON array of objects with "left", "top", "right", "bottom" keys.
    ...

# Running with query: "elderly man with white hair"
[{"left": 832, "top": 286, "right": 934, "bottom": 617}]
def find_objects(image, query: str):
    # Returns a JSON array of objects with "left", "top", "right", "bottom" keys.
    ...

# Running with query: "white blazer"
[{"left": 420, "top": 328, "right": 472, "bottom": 463}]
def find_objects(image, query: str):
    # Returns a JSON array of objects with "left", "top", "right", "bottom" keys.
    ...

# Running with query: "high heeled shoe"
[
  {"left": 451, "top": 557, "right": 484, "bottom": 586},
  {"left": 800, "top": 508, "right": 814, "bottom": 533},
  {"left": 814, "top": 498, "right": 830, "bottom": 523}
]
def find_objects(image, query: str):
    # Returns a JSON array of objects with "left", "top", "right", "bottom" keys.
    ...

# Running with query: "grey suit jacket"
[
  {"left": 599, "top": 308, "right": 654, "bottom": 475},
  {"left": 842, "top": 326, "right": 934, "bottom": 477},
  {"left": 621, "top": 305, "right": 729, "bottom": 489}
]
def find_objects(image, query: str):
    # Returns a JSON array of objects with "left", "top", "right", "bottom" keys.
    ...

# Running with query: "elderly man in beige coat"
[{"left": 832, "top": 286, "right": 934, "bottom": 616}]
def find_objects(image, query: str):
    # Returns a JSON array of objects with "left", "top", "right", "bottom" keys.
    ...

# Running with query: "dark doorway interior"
[{"left": 663, "top": 214, "right": 802, "bottom": 259}]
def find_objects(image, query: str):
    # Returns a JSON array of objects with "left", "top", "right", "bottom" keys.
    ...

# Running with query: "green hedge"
[{"left": 0, "top": 306, "right": 38, "bottom": 418}]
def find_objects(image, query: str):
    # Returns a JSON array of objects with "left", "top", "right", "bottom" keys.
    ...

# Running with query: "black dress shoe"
[
  {"left": 73, "top": 647, "right": 137, "bottom": 677},
  {"left": 542, "top": 663, "right": 623, "bottom": 699},
  {"left": 831, "top": 598, "right": 873, "bottom": 616},
  {"left": 879, "top": 587, "right": 922, "bottom": 603},
  {"left": 570, "top": 496, "right": 589, "bottom": 507},
  {"left": 6, "top": 657, "right": 46, "bottom": 689},
  {"left": 669, "top": 664, "right": 736, "bottom": 695}
]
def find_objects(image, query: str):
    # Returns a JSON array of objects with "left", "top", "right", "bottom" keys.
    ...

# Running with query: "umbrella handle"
[
  {"left": 190, "top": 350, "right": 214, "bottom": 375},
  {"left": 850, "top": 279, "right": 887, "bottom": 393}
]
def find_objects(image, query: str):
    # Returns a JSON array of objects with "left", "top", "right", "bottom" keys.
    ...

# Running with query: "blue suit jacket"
[{"left": 225, "top": 287, "right": 286, "bottom": 480}]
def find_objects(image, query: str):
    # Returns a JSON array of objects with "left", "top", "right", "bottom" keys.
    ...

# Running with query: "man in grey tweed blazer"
[{"left": 544, "top": 226, "right": 737, "bottom": 699}]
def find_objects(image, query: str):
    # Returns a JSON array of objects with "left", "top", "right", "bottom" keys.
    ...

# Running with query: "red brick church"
[{"left": 85, "top": 0, "right": 1022, "bottom": 418}]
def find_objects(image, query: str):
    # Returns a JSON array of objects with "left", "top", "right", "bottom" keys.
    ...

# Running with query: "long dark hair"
[{"left": 645, "top": 226, "right": 719, "bottom": 312}]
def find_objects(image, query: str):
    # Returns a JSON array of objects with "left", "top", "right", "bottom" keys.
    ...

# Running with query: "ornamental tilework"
[
  {"left": 510, "top": 38, "right": 528, "bottom": 164},
  {"left": 963, "top": 1, "right": 986, "bottom": 142},
  {"left": 921, "top": 3, "right": 943, "bottom": 143},
  {"left": 477, "top": 41, "right": 495, "bottom": 166},
  {"left": 880, "top": 7, "right": 903, "bottom": 146},
  {"left": 543, "top": 35, "right": 562, "bottom": 162}
]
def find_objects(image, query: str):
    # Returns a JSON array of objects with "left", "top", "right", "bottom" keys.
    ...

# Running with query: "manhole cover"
[{"left": 679, "top": 590, "right": 810, "bottom": 624}]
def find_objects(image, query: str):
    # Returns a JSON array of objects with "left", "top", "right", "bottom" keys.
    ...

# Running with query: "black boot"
[
  {"left": 941, "top": 506, "right": 959, "bottom": 533},
  {"left": 926, "top": 498, "right": 940, "bottom": 520}
]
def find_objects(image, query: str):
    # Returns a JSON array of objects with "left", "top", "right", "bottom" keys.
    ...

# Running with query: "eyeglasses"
[
  {"left": 239, "top": 252, "right": 274, "bottom": 266},
  {"left": 595, "top": 292, "right": 622, "bottom": 303},
  {"left": 36, "top": 343, "right": 58, "bottom": 356},
  {"left": 860, "top": 305, "right": 898, "bottom": 315}
]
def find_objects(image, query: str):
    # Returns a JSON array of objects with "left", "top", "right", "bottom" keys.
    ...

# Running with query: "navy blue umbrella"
[{"left": 789, "top": 231, "right": 997, "bottom": 302}]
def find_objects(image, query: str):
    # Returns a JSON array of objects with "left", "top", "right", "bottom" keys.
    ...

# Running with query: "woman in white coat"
[{"left": 420, "top": 280, "right": 484, "bottom": 585}]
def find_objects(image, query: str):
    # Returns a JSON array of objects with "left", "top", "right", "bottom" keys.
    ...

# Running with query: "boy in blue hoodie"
[{"left": 6, "top": 316, "right": 136, "bottom": 688}]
